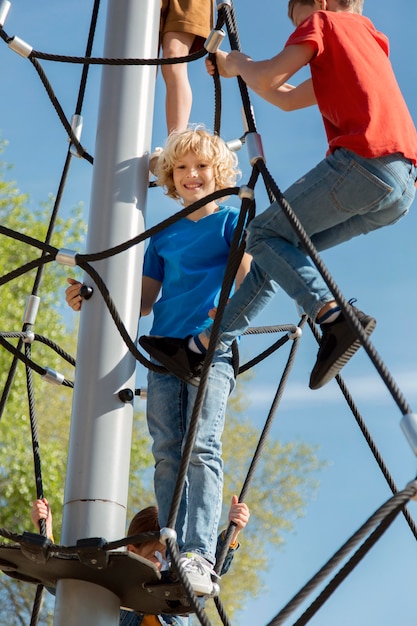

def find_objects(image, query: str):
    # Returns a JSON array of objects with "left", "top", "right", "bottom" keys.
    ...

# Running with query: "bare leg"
[{"left": 161, "top": 31, "right": 195, "bottom": 134}]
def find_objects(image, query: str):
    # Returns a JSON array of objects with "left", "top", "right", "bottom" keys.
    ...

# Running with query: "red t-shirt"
[{"left": 285, "top": 11, "right": 417, "bottom": 164}]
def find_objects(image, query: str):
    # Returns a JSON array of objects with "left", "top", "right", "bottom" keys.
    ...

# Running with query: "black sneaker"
[
  {"left": 139, "top": 335, "right": 204, "bottom": 386},
  {"left": 309, "top": 303, "right": 376, "bottom": 390}
]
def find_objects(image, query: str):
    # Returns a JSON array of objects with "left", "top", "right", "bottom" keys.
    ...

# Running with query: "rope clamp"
[
  {"left": 288, "top": 327, "right": 302, "bottom": 340},
  {"left": 204, "top": 28, "right": 225, "bottom": 54},
  {"left": 245, "top": 132, "right": 265, "bottom": 166},
  {"left": 217, "top": 0, "right": 232, "bottom": 9},
  {"left": 42, "top": 367, "right": 65, "bottom": 386},
  {"left": 69, "top": 114, "right": 84, "bottom": 157},
  {"left": 400, "top": 413, "right": 417, "bottom": 456},
  {"left": 0, "top": 0, "right": 11, "bottom": 28},
  {"left": 238, "top": 185, "right": 254, "bottom": 201},
  {"left": 56, "top": 248, "right": 78, "bottom": 267},
  {"left": 23, "top": 295, "right": 40, "bottom": 325},
  {"left": 8, "top": 36, "right": 33, "bottom": 58},
  {"left": 159, "top": 527, "right": 177, "bottom": 546},
  {"left": 23, "top": 331, "right": 35, "bottom": 344}
]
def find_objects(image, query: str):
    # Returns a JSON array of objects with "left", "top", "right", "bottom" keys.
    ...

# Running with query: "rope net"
[{"left": 0, "top": 1, "right": 416, "bottom": 625}]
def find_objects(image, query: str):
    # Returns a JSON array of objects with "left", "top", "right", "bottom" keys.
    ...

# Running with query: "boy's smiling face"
[{"left": 172, "top": 150, "right": 217, "bottom": 206}]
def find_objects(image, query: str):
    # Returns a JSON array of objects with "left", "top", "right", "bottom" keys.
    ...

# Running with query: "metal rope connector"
[
  {"left": 0, "top": 0, "right": 11, "bottom": 28},
  {"left": 23, "top": 330, "right": 35, "bottom": 344},
  {"left": 56, "top": 248, "right": 78, "bottom": 266},
  {"left": 288, "top": 326, "right": 302, "bottom": 340},
  {"left": 204, "top": 28, "right": 225, "bottom": 54},
  {"left": 226, "top": 137, "right": 243, "bottom": 153},
  {"left": 42, "top": 367, "right": 65, "bottom": 386},
  {"left": 245, "top": 132, "right": 265, "bottom": 166},
  {"left": 238, "top": 185, "right": 254, "bottom": 201},
  {"left": 23, "top": 295, "right": 40, "bottom": 325},
  {"left": 400, "top": 413, "right": 417, "bottom": 456},
  {"left": 69, "top": 114, "right": 84, "bottom": 157},
  {"left": 8, "top": 36, "right": 33, "bottom": 58},
  {"left": 217, "top": 0, "right": 232, "bottom": 9}
]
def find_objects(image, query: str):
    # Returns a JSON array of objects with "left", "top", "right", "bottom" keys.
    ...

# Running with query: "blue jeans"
[
  {"left": 202, "top": 148, "right": 416, "bottom": 350},
  {"left": 146, "top": 350, "right": 235, "bottom": 564}
]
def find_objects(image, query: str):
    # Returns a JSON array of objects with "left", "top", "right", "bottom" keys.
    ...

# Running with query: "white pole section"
[{"left": 54, "top": 1, "right": 160, "bottom": 624}]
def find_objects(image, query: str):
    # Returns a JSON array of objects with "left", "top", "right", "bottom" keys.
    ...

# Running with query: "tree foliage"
[{"left": 0, "top": 147, "right": 324, "bottom": 625}]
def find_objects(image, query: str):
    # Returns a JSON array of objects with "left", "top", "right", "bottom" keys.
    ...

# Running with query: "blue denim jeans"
[
  {"left": 146, "top": 350, "right": 235, "bottom": 564},
  {"left": 202, "top": 148, "right": 416, "bottom": 350}
]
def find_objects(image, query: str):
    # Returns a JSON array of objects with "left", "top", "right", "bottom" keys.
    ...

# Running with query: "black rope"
[
  {"left": 0, "top": 333, "right": 76, "bottom": 367},
  {"left": 255, "top": 159, "right": 414, "bottom": 416},
  {"left": 292, "top": 506, "right": 400, "bottom": 625},
  {"left": 29, "top": 585, "right": 45, "bottom": 626},
  {"left": 215, "top": 316, "right": 307, "bottom": 575},
  {"left": 307, "top": 318, "right": 417, "bottom": 542},
  {"left": 29, "top": 57, "right": 93, "bottom": 163},
  {"left": 0, "top": 336, "right": 73, "bottom": 388},
  {"left": 219, "top": 3, "right": 256, "bottom": 133},
  {"left": 30, "top": 47, "right": 206, "bottom": 66},
  {"left": 266, "top": 482, "right": 417, "bottom": 625}
]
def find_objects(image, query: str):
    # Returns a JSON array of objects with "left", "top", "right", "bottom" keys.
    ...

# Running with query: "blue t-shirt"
[{"left": 143, "top": 205, "right": 241, "bottom": 338}]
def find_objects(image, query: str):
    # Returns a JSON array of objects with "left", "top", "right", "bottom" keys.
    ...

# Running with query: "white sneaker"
[{"left": 179, "top": 552, "right": 219, "bottom": 596}]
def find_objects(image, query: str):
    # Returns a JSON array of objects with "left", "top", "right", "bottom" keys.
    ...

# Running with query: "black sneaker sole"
[
  {"left": 309, "top": 315, "right": 376, "bottom": 390},
  {"left": 139, "top": 335, "right": 202, "bottom": 387}
]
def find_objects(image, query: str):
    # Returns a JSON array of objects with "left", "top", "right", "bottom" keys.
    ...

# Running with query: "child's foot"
[
  {"left": 178, "top": 552, "right": 219, "bottom": 596},
  {"left": 309, "top": 303, "right": 376, "bottom": 390},
  {"left": 139, "top": 335, "right": 204, "bottom": 386}
]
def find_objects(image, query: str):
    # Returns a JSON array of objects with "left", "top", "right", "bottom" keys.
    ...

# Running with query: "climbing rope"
[{"left": 0, "top": 1, "right": 416, "bottom": 625}]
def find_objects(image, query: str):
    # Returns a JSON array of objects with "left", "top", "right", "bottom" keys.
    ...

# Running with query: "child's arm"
[
  {"left": 141, "top": 276, "right": 162, "bottom": 316},
  {"left": 31, "top": 498, "right": 54, "bottom": 540},
  {"left": 207, "top": 46, "right": 314, "bottom": 107},
  {"left": 253, "top": 77, "right": 317, "bottom": 111}
]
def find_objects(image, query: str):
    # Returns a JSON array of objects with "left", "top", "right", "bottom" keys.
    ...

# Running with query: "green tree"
[{"left": 0, "top": 147, "right": 154, "bottom": 624}]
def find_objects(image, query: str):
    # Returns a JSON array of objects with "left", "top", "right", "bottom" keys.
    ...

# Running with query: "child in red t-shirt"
[{"left": 140, "top": 0, "right": 417, "bottom": 391}]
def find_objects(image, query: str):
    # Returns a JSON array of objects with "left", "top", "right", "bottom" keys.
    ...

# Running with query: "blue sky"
[{"left": 1, "top": 1, "right": 417, "bottom": 625}]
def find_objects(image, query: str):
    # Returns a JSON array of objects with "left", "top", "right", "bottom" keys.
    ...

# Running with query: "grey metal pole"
[{"left": 54, "top": 1, "right": 160, "bottom": 624}]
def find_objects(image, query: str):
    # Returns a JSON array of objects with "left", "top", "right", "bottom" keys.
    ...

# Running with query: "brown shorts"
[{"left": 160, "top": 0, "right": 213, "bottom": 52}]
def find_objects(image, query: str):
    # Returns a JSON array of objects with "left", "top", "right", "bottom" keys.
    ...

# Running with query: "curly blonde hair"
[{"left": 155, "top": 127, "right": 241, "bottom": 202}]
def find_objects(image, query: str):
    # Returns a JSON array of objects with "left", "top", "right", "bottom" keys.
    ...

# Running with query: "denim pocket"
[{"left": 330, "top": 159, "right": 393, "bottom": 215}]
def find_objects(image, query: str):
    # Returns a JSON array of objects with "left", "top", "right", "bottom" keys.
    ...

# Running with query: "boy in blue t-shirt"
[{"left": 66, "top": 128, "right": 251, "bottom": 597}]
